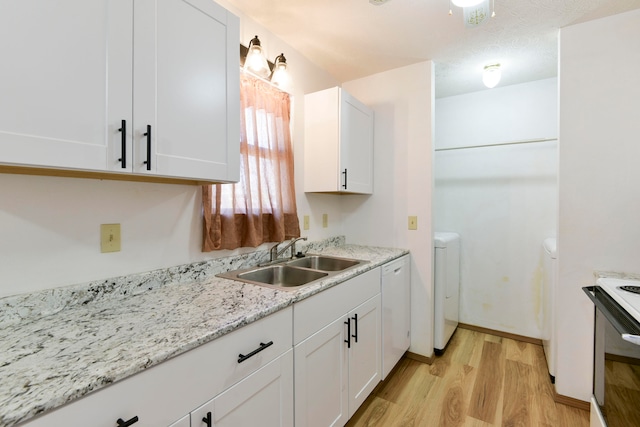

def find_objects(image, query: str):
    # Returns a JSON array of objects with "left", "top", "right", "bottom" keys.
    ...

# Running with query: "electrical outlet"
[
  {"left": 101, "top": 224, "right": 121, "bottom": 253},
  {"left": 322, "top": 213, "right": 328, "bottom": 228},
  {"left": 303, "top": 215, "right": 310, "bottom": 230},
  {"left": 408, "top": 216, "right": 418, "bottom": 230}
]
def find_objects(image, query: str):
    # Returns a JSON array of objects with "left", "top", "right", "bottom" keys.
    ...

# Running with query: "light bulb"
[
  {"left": 243, "top": 36, "right": 271, "bottom": 79},
  {"left": 451, "top": 0, "right": 484, "bottom": 7},
  {"left": 482, "top": 64, "right": 501, "bottom": 88}
]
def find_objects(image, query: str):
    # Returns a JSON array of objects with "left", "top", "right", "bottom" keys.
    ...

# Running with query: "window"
[{"left": 202, "top": 73, "right": 299, "bottom": 251}]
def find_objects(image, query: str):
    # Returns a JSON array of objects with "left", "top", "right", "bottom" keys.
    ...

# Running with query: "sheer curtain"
[{"left": 202, "top": 73, "right": 300, "bottom": 251}]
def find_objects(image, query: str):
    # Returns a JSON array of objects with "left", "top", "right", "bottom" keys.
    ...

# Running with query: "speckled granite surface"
[{"left": 0, "top": 239, "right": 407, "bottom": 427}]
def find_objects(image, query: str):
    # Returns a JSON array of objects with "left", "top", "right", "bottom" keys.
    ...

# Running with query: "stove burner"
[{"left": 619, "top": 285, "right": 640, "bottom": 295}]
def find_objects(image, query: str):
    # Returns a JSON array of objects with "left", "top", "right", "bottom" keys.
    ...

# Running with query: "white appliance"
[
  {"left": 541, "top": 237, "right": 557, "bottom": 382},
  {"left": 434, "top": 232, "right": 460, "bottom": 354},
  {"left": 381, "top": 255, "right": 411, "bottom": 380},
  {"left": 584, "top": 277, "right": 640, "bottom": 427}
]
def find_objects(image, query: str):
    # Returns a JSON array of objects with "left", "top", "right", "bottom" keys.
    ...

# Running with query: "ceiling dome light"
[
  {"left": 451, "top": 0, "right": 484, "bottom": 7},
  {"left": 482, "top": 63, "right": 501, "bottom": 88}
]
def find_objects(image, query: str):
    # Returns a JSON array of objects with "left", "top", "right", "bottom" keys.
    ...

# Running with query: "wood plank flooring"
[{"left": 346, "top": 328, "right": 590, "bottom": 427}]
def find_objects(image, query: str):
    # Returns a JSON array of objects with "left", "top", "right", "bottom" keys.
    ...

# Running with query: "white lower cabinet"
[
  {"left": 213, "top": 349, "right": 294, "bottom": 426},
  {"left": 168, "top": 414, "right": 190, "bottom": 427},
  {"left": 294, "top": 316, "right": 349, "bottom": 427},
  {"left": 347, "top": 295, "right": 381, "bottom": 417},
  {"left": 294, "top": 268, "right": 382, "bottom": 427},
  {"left": 18, "top": 307, "right": 292, "bottom": 427},
  {"left": 17, "top": 264, "right": 397, "bottom": 427}
]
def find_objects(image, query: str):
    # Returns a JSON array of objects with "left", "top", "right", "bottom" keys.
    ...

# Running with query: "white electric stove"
[
  {"left": 596, "top": 277, "right": 640, "bottom": 323},
  {"left": 586, "top": 277, "right": 640, "bottom": 427}
]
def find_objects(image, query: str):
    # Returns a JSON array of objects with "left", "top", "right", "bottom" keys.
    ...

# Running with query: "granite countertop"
[{"left": 0, "top": 243, "right": 407, "bottom": 427}]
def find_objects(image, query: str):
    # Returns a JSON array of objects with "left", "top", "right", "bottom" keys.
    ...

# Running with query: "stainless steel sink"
[
  {"left": 286, "top": 255, "right": 360, "bottom": 271},
  {"left": 217, "top": 254, "right": 366, "bottom": 291},
  {"left": 236, "top": 265, "right": 328, "bottom": 287}
]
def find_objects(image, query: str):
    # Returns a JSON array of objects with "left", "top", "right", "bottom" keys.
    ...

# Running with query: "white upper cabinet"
[
  {"left": 0, "top": 0, "right": 239, "bottom": 183},
  {"left": 0, "top": 0, "right": 130, "bottom": 172},
  {"left": 304, "top": 87, "right": 373, "bottom": 194},
  {"left": 132, "top": 0, "right": 239, "bottom": 182}
]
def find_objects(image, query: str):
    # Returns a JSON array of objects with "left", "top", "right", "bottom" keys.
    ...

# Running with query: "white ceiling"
[{"left": 221, "top": 0, "right": 640, "bottom": 98}]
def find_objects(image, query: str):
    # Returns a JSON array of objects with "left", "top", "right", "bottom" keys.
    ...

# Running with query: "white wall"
[
  {"left": 342, "top": 62, "right": 435, "bottom": 357},
  {"left": 0, "top": 5, "right": 339, "bottom": 298},
  {"left": 557, "top": 9, "right": 640, "bottom": 401},
  {"left": 434, "top": 79, "right": 558, "bottom": 339}
]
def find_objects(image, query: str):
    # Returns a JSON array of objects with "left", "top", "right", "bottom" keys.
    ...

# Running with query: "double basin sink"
[{"left": 217, "top": 255, "right": 366, "bottom": 290}]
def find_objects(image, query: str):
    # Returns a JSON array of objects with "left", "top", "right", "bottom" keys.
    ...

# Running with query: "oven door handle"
[
  {"left": 622, "top": 334, "right": 640, "bottom": 345},
  {"left": 584, "top": 286, "right": 640, "bottom": 345}
]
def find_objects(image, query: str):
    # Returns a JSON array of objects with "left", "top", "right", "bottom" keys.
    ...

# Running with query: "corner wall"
[
  {"left": 557, "top": 8, "right": 640, "bottom": 401},
  {"left": 342, "top": 61, "right": 435, "bottom": 356}
]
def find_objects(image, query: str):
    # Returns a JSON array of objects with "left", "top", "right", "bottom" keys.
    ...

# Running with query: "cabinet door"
[
  {"left": 294, "top": 317, "right": 349, "bottom": 427},
  {"left": 339, "top": 90, "right": 373, "bottom": 194},
  {"left": 213, "top": 349, "right": 293, "bottom": 427},
  {"left": 0, "top": 0, "right": 132, "bottom": 172},
  {"left": 168, "top": 414, "right": 190, "bottom": 427},
  {"left": 191, "top": 397, "right": 215, "bottom": 427},
  {"left": 133, "top": 0, "right": 239, "bottom": 181},
  {"left": 348, "top": 294, "right": 381, "bottom": 417},
  {"left": 381, "top": 255, "right": 411, "bottom": 380}
]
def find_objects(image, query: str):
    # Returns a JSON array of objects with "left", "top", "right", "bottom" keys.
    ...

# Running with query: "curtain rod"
[{"left": 435, "top": 137, "right": 557, "bottom": 152}]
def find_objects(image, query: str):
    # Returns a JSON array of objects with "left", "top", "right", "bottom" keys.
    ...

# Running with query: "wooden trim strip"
[
  {"left": 554, "top": 391, "right": 590, "bottom": 411},
  {"left": 405, "top": 351, "right": 434, "bottom": 365},
  {"left": 458, "top": 323, "right": 543, "bottom": 346},
  {"left": 0, "top": 165, "right": 218, "bottom": 186}
]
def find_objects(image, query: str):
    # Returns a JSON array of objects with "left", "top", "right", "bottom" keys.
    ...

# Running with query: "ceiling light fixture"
[
  {"left": 369, "top": 0, "right": 391, "bottom": 5},
  {"left": 449, "top": 0, "right": 495, "bottom": 19},
  {"left": 270, "top": 53, "right": 292, "bottom": 91},
  {"left": 243, "top": 35, "right": 271, "bottom": 79},
  {"left": 451, "top": 0, "right": 483, "bottom": 7},
  {"left": 482, "top": 63, "right": 501, "bottom": 88},
  {"left": 240, "top": 38, "right": 293, "bottom": 91}
]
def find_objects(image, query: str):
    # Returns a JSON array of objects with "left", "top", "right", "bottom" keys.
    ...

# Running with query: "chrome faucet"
[{"left": 269, "top": 237, "right": 308, "bottom": 262}]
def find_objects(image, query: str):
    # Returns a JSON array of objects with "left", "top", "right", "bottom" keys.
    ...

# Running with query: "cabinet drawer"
[
  {"left": 19, "top": 307, "right": 292, "bottom": 427},
  {"left": 293, "top": 268, "right": 380, "bottom": 345}
]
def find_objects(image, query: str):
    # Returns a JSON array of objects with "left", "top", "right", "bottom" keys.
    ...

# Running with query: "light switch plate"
[
  {"left": 101, "top": 224, "right": 121, "bottom": 253},
  {"left": 408, "top": 216, "right": 418, "bottom": 230},
  {"left": 303, "top": 215, "right": 310, "bottom": 230},
  {"left": 322, "top": 213, "right": 328, "bottom": 228}
]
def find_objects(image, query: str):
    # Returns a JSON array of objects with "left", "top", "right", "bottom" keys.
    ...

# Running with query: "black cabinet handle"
[
  {"left": 238, "top": 341, "right": 273, "bottom": 363},
  {"left": 352, "top": 313, "right": 358, "bottom": 343},
  {"left": 202, "top": 411, "right": 212, "bottom": 427},
  {"left": 344, "top": 318, "right": 351, "bottom": 348},
  {"left": 143, "top": 125, "right": 151, "bottom": 170},
  {"left": 116, "top": 416, "right": 139, "bottom": 427},
  {"left": 118, "top": 120, "right": 126, "bottom": 169},
  {"left": 342, "top": 168, "right": 348, "bottom": 189}
]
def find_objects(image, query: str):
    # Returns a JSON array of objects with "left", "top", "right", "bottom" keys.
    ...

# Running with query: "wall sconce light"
[
  {"left": 240, "top": 37, "right": 293, "bottom": 91},
  {"left": 270, "top": 54, "right": 291, "bottom": 89},
  {"left": 482, "top": 63, "right": 501, "bottom": 88},
  {"left": 242, "top": 35, "right": 271, "bottom": 79}
]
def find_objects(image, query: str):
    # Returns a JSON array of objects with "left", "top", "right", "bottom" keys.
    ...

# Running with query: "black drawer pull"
[
  {"left": 116, "top": 416, "right": 139, "bottom": 427},
  {"left": 202, "top": 411, "right": 212, "bottom": 427},
  {"left": 143, "top": 125, "right": 151, "bottom": 171},
  {"left": 118, "top": 120, "right": 126, "bottom": 169},
  {"left": 352, "top": 313, "right": 358, "bottom": 343},
  {"left": 238, "top": 341, "right": 273, "bottom": 363},
  {"left": 342, "top": 168, "right": 348, "bottom": 189},
  {"left": 344, "top": 318, "right": 351, "bottom": 348}
]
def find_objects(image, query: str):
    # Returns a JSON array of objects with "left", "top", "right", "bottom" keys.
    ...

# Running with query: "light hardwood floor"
[{"left": 347, "top": 328, "right": 590, "bottom": 427}]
